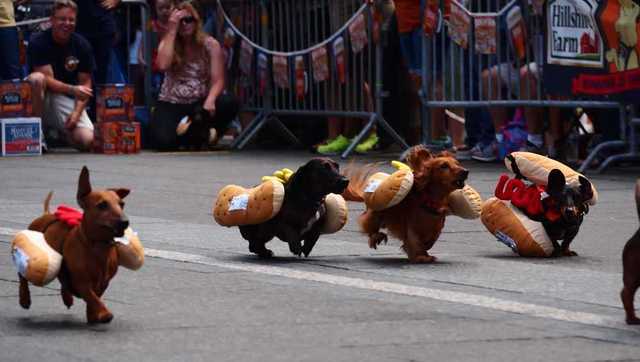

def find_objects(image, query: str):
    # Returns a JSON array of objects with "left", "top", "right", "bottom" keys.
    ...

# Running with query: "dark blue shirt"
[{"left": 28, "top": 29, "right": 95, "bottom": 86}]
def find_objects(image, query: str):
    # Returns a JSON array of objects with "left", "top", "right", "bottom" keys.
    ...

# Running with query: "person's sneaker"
[
  {"left": 471, "top": 142, "right": 498, "bottom": 162},
  {"left": 426, "top": 136, "right": 453, "bottom": 150},
  {"left": 355, "top": 133, "right": 379, "bottom": 154},
  {"left": 317, "top": 134, "right": 350, "bottom": 155},
  {"left": 520, "top": 141, "right": 547, "bottom": 155},
  {"left": 453, "top": 145, "right": 472, "bottom": 160},
  {"left": 41, "top": 139, "right": 49, "bottom": 154}
]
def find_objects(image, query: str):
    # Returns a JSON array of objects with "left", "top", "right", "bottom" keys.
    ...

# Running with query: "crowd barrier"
[
  {"left": 218, "top": 0, "right": 409, "bottom": 158},
  {"left": 420, "top": 0, "right": 638, "bottom": 173}
]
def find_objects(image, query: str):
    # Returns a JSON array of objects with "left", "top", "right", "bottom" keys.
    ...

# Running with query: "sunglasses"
[{"left": 181, "top": 16, "right": 195, "bottom": 24}]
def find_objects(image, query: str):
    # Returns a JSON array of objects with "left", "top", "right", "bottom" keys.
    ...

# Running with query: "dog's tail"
[
  {"left": 635, "top": 180, "right": 640, "bottom": 223},
  {"left": 43, "top": 191, "right": 53, "bottom": 214},
  {"left": 342, "top": 162, "right": 380, "bottom": 202}
]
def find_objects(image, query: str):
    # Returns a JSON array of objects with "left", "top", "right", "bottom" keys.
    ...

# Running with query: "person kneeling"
[
  {"left": 27, "top": 0, "right": 95, "bottom": 151},
  {"left": 151, "top": 1, "right": 238, "bottom": 151}
]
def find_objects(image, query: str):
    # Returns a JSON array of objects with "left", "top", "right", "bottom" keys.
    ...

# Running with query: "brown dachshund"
[
  {"left": 621, "top": 180, "right": 640, "bottom": 325},
  {"left": 344, "top": 146, "right": 468, "bottom": 263},
  {"left": 20, "top": 166, "right": 130, "bottom": 324}
]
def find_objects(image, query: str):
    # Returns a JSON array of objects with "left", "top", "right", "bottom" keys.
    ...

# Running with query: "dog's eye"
[
  {"left": 440, "top": 163, "right": 449, "bottom": 169},
  {"left": 97, "top": 201, "right": 108, "bottom": 210},
  {"left": 119, "top": 201, "right": 125, "bottom": 209}
]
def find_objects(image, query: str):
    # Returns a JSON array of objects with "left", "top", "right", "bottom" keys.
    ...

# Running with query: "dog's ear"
[
  {"left": 110, "top": 188, "right": 130, "bottom": 200},
  {"left": 413, "top": 164, "right": 432, "bottom": 190},
  {"left": 578, "top": 176, "right": 593, "bottom": 202},
  {"left": 546, "top": 169, "right": 566, "bottom": 197},
  {"left": 406, "top": 145, "right": 432, "bottom": 170},
  {"left": 77, "top": 166, "right": 92, "bottom": 208}
]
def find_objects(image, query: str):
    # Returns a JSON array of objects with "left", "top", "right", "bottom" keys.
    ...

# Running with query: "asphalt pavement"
[{"left": 1, "top": 149, "right": 639, "bottom": 362}]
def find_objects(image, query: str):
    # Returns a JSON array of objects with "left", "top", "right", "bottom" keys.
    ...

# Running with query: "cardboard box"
[
  {"left": 0, "top": 80, "right": 33, "bottom": 117},
  {"left": 93, "top": 121, "right": 141, "bottom": 154},
  {"left": 1, "top": 118, "right": 41, "bottom": 156},
  {"left": 118, "top": 122, "right": 141, "bottom": 154},
  {"left": 96, "top": 84, "right": 135, "bottom": 123},
  {"left": 93, "top": 121, "right": 120, "bottom": 154}
]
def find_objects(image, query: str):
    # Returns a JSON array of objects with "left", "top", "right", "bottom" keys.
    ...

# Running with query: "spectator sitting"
[
  {"left": 27, "top": 0, "right": 95, "bottom": 151},
  {"left": 151, "top": 1, "right": 239, "bottom": 151}
]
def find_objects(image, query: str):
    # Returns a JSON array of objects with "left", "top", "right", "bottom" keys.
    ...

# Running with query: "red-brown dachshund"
[
  {"left": 21, "top": 167, "right": 130, "bottom": 323},
  {"left": 344, "top": 146, "right": 468, "bottom": 263}
]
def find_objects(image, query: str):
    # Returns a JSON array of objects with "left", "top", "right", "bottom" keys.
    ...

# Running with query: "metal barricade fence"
[
  {"left": 219, "top": 0, "right": 408, "bottom": 158},
  {"left": 420, "top": 0, "right": 636, "bottom": 173}
]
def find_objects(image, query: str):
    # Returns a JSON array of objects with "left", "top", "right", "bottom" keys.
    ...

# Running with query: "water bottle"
[{"left": 566, "top": 129, "right": 579, "bottom": 165}]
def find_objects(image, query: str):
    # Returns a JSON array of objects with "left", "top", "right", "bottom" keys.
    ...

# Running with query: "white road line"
[
  {"left": 144, "top": 248, "right": 635, "bottom": 332},
  {"left": 0, "top": 226, "right": 634, "bottom": 332}
]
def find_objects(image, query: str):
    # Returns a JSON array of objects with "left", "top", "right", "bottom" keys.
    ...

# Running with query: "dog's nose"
[
  {"left": 116, "top": 218, "right": 129, "bottom": 232},
  {"left": 337, "top": 177, "right": 349, "bottom": 190},
  {"left": 460, "top": 169, "right": 469, "bottom": 180}
]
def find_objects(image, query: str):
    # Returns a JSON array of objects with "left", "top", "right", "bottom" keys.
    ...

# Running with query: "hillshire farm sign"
[{"left": 547, "top": 0, "right": 604, "bottom": 67}]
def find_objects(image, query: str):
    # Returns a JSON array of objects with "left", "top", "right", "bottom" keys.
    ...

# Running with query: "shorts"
[
  {"left": 42, "top": 93, "right": 94, "bottom": 138},
  {"left": 496, "top": 62, "right": 540, "bottom": 93}
]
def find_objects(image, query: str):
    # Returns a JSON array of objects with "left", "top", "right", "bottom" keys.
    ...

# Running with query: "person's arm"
[
  {"left": 202, "top": 37, "right": 225, "bottom": 115},
  {"left": 65, "top": 72, "right": 93, "bottom": 129},
  {"left": 156, "top": 10, "right": 184, "bottom": 72},
  {"left": 33, "top": 64, "right": 93, "bottom": 101},
  {"left": 100, "top": 0, "right": 120, "bottom": 10}
]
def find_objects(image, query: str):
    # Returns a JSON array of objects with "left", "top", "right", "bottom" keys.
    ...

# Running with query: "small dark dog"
[
  {"left": 621, "top": 180, "right": 640, "bottom": 325},
  {"left": 541, "top": 169, "right": 593, "bottom": 257},
  {"left": 179, "top": 105, "right": 216, "bottom": 150},
  {"left": 179, "top": 94, "right": 240, "bottom": 150},
  {"left": 239, "top": 158, "right": 349, "bottom": 258}
]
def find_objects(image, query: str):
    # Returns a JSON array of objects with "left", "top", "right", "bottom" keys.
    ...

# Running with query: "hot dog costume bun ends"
[{"left": 214, "top": 179, "right": 285, "bottom": 226}]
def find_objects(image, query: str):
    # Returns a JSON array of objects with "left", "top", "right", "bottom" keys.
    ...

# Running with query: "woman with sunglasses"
[{"left": 151, "top": 1, "right": 238, "bottom": 150}]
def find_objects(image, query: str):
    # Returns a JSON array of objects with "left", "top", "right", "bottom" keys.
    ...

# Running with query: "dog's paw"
[
  {"left": 626, "top": 317, "right": 640, "bottom": 325},
  {"left": 368, "top": 232, "right": 388, "bottom": 249},
  {"left": 19, "top": 295, "right": 31, "bottom": 310},
  {"left": 249, "top": 243, "right": 274, "bottom": 258},
  {"left": 257, "top": 249, "right": 274, "bottom": 258},
  {"left": 301, "top": 245, "right": 313, "bottom": 258},
  {"left": 411, "top": 255, "right": 438, "bottom": 263},
  {"left": 563, "top": 250, "right": 578, "bottom": 257},
  {"left": 61, "top": 290, "right": 74, "bottom": 309},
  {"left": 288, "top": 243, "right": 302, "bottom": 257},
  {"left": 89, "top": 310, "right": 114, "bottom": 324}
]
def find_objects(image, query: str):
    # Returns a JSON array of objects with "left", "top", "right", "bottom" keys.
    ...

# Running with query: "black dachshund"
[
  {"left": 239, "top": 158, "right": 349, "bottom": 258},
  {"left": 541, "top": 169, "right": 593, "bottom": 257},
  {"left": 179, "top": 93, "right": 240, "bottom": 150}
]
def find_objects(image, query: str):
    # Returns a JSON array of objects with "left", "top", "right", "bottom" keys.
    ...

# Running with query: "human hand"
[
  {"left": 72, "top": 85, "right": 93, "bottom": 101},
  {"left": 100, "top": 0, "right": 120, "bottom": 10},
  {"left": 168, "top": 9, "right": 188, "bottom": 30},
  {"left": 65, "top": 112, "right": 80, "bottom": 130},
  {"left": 203, "top": 97, "right": 216, "bottom": 116}
]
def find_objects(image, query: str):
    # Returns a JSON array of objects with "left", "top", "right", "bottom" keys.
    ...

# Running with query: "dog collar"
[
  {"left": 419, "top": 194, "right": 446, "bottom": 216},
  {"left": 300, "top": 203, "right": 327, "bottom": 235}
]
